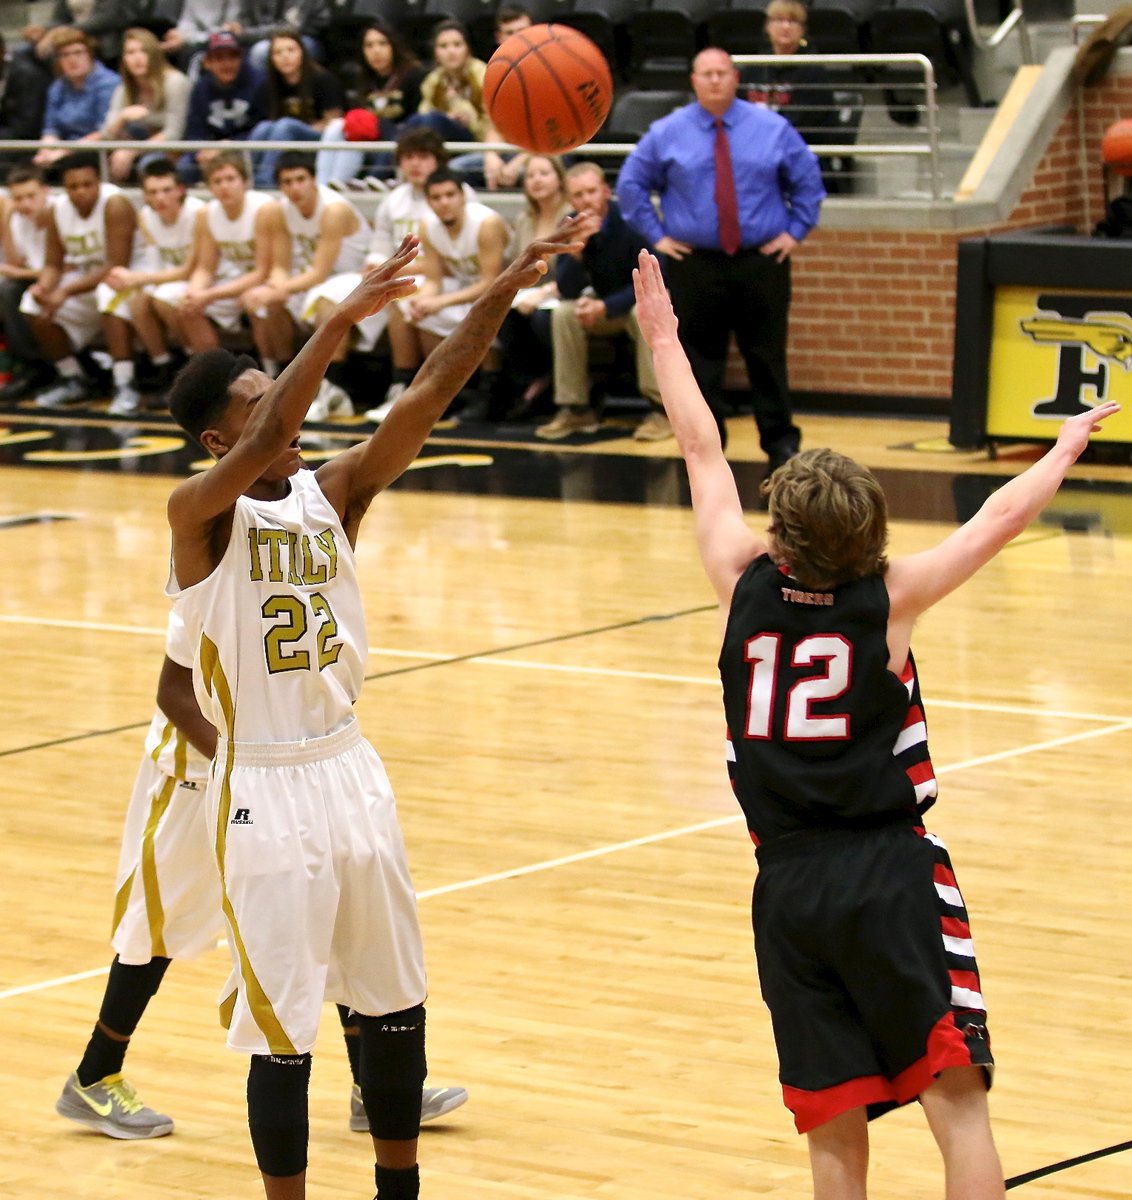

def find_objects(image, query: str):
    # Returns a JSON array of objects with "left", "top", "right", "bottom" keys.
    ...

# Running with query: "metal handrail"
[
  {"left": 734, "top": 52, "right": 942, "bottom": 198},
  {"left": 963, "top": 0, "right": 1033, "bottom": 61}
]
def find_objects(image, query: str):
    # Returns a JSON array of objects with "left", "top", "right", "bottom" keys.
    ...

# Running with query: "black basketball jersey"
[{"left": 719, "top": 555, "right": 938, "bottom": 845}]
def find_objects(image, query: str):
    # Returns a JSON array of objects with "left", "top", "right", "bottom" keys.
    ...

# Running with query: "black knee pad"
[
  {"left": 99, "top": 956, "right": 171, "bottom": 1036},
  {"left": 356, "top": 1004, "right": 427, "bottom": 1140},
  {"left": 247, "top": 1053, "right": 311, "bottom": 1177}
]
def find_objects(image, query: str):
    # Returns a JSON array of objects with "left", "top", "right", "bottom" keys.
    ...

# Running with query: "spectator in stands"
[
  {"left": 241, "top": 150, "right": 370, "bottom": 385},
  {"left": 100, "top": 27, "right": 191, "bottom": 183},
  {"left": 248, "top": 28, "right": 343, "bottom": 188},
  {"left": 535, "top": 162, "right": 667, "bottom": 442},
  {"left": 34, "top": 29, "right": 120, "bottom": 173},
  {"left": 380, "top": 166, "right": 509, "bottom": 422},
  {"left": 404, "top": 21, "right": 488, "bottom": 145},
  {"left": 155, "top": 148, "right": 277, "bottom": 353},
  {"left": 20, "top": 149, "right": 136, "bottom": 409},
  {"left": 316, "top": 19, "right": 427, "bottom": 187},
  {"left": 617, "top": 47, "right": 825, "bottom": 465},
  {"left": 740, "top": 1, "right": 850, "bottom": 193},
  {"left": 22, "top": 0, "right": 138, "bottom": 68},
  {"left": 100, "top": 158, "right": 208, "bottom": 411},
  {"left": 0, "top": 166, "right": 53, "bottom": 398},
  {"left": 0, "top": 33, "right": 51, "bottom": 178},
  {"left": 180, "top": 31, "right": 267, "bottom": 184},
  {"left": 240, "top": 0, "right": 329, "bottom": 73},
  {"left": 162, "top": 0, "right": 247, "bottom": 73},
  {"left": 489, "top": 154, "right": 570, "bottom": 420}
]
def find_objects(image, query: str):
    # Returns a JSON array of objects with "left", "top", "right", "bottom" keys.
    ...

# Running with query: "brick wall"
[{"left": 771, "top": 78, "right": 1132, "bottom": 406}]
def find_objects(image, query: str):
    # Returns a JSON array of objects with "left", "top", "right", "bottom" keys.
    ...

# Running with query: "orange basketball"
[
  {"left": 484, "top": 23, "right": 613, "bottom": 155},
  {"left": 1102, "top": 119, "right": 1132, "bottom": 176}
]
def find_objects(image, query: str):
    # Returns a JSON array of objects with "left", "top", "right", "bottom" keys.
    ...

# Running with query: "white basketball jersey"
[
  {"left": 367, "top": 181, "right": 475, "bottom": 266},
  {"left": 8, "top": 209, "right": 47, "bottom": 270},
  {"left": 422, "top": 201, "right": 497, "bottom": 289},
  {"left": 207, "top": 190, "right": 273, "bottom": 283},
  {"left": 144, "top": 604, "right": 212, "bottom": 782},
  {"left": 138, "top": 195, "right": 205, "bottom": 273},
  {"left": 282, "top": 185, "right": 369, "bottom": 275},
  {"left": 172, "top": 469, "right": 366, "bottom": 744},
  {"left": 53, "top": 182, "right": 120, "bottom": 275}
]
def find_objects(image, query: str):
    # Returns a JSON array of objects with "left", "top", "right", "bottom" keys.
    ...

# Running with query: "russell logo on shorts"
[{"left": 230, "top": 808, "right": 253, "bottom": 825}]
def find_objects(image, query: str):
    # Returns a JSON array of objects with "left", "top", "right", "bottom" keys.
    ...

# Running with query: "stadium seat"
[
  {"left": 588, "top": 89, "right": 691, "bottom": 178},
  {"left": 321, "top": 0, "right": 411, "bottom": 64},
  {"left": 626, "top": 0, "right": 717, "bottom": 86},
  {"left": 559, "top": 0, "right": 639, "bottom": 80},
  {"left": 398, "top": 0, "right": 489, "bottom": 62},
  {"left": 703, "top": 0, "right": 769, "bottom": 57},
  {"left": 867, "top": 0, "right": 982, "bottom": 107}
]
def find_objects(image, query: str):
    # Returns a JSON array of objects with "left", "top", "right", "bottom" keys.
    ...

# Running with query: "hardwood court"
[{"left": 0, "top": 412, "right": 1129, "bottom": 1199}]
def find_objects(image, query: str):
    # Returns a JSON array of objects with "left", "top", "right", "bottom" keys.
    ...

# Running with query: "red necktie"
[{"left": 714, "top": 118, "right": 741, "bottom": 256}]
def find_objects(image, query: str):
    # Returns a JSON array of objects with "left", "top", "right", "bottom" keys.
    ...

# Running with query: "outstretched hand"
[
  {"left": 1056, "top": 400, "right": 1121, "bottom": 457},
  {"left": 632, "top": 250, "right": 679, "bottom": 349},
  {"left": 337, "top": 235, "right": 421, "bottom": 326},
  {"left": 504, "top": 214, "right": 596, "bottom": 290}
]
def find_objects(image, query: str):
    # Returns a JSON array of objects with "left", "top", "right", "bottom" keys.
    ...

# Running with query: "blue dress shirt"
[
  {"left": 617, "top": 98, "right": 825, "bottom": 252},
  {"left": 43, "top": 61, "right": 120, "bottom": 142}
]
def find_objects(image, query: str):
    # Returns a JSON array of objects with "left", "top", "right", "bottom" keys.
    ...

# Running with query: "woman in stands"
[
  {"left": 248, "top": 26, "right": 344, "bottom": 187},
  {"left": 405, "top": 20, "right": 489, "bottom": 145},
  {"left": 101, "top": 27, "right": 190, "bottom": 183},
  {"left": 316, "top": 19, "right": 427, "bottom": 187}
]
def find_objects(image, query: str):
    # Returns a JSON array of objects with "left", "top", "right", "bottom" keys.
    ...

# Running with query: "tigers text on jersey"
[
  {"left": 172, "top": 469, "right": 366, "bottom": 744},
  {"left": 720, "top": 555, "right": 937, "bottom": 844},
  {"left": 281, "top": 184, "right": 369, "bottom": 276}
]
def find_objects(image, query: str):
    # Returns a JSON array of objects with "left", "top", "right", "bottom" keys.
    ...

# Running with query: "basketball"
[
  {"left": 484, "top": 23, "right": 613, "bottom": 155},
  {"left": 1101, "top": 119, "right": 1132, "bottom": 175}
]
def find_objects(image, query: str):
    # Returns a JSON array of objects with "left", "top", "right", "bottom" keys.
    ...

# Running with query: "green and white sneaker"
[
  {"left": 350, "top": 1083, "right": 469, "bottom": 1131},
  {"left": 55, "top": 1071, "right": 174, "bottom": 1139}
]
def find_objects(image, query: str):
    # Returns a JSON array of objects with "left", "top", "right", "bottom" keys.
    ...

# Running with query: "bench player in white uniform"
[
  {"left": 155, "top": 149, "right": 277, "bottom": 355},
  {"left": 99, "top": 159, "right": 206, "bottom": 414},
  {"left": 54, "top": 608, "right": 466, "bottom": 1142},
  {"left": 241, "top": 151, "right": 370, "bottom": 417},
  {"left": 164, "top": 218, "right": 587, "bottom": 1200},
  {"left": 20, "top": 150, "right": 136, "bottom": 410},
  {"left": 0, "top": 165, "right": 53, "bottom": 398},
  {"left": 385, "top": 169, "right": 509, "bottom": 420}
]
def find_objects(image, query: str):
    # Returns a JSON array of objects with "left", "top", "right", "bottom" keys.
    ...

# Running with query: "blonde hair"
[
  {"left": 766, "top": 0, "right": 809, "bottom": 27},
  {"left": 761, "top": 448, "right": 888, "bottom": 589},
  {"left": 120, "top": 27, "right": 168, "bottom": 110}
]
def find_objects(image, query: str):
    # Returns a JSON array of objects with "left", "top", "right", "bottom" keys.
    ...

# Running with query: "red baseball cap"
[{"left": 206, "top": 31, "right": 241, "bottom": 54}]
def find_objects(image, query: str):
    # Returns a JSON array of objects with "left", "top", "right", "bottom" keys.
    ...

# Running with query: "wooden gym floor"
[{"left": 0, "top": 407, "right": 1129, "bottom": 1199}]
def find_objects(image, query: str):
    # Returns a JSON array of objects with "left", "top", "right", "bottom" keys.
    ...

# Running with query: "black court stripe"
[
  {"left": 1006, "top": 1139, "right": 1132, "bottom": 1188},
  {"left": 0, "top": 603, "right": 717, "bottom": 758}
]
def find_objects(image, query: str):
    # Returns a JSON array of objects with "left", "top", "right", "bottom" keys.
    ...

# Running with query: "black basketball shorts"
[{"left": 752, "top": 822, "right": 993, "bottom": 1133}]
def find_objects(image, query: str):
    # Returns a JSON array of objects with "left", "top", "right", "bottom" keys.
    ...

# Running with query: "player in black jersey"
[{"left": 632, "top": 249, "right": 1119, "bottom": 1200}]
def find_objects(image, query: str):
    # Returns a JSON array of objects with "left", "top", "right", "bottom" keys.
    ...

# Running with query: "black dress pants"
[{"left": 667, "top": 247, "right": 800, "bottom": 455}]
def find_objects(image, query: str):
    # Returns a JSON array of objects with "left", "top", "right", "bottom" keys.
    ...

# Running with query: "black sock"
[
  {"left": 338, "top": 1004, "right": 361, "bottom": 1086},
  {"left": 326, "top": 360, "right": 348, "bottom": 390},
  {"left": 375, "top": 1164, "right": 419, "bottom": 1200},
  {"left": 77, "top": 1025, "right": 128, "bottom": 1087},
  {"left": 392, "top": 367, "right": 414, "bottom": 386}
]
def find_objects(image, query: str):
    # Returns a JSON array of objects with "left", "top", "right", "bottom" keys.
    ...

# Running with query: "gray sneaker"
[
  {"left": 55, "top": 1072, "right": 174, "bottom": 1139},
  {"left": 34, "top": 377, "right": 88, "bottom": 409},
  {"left": 350, "top": 1082, "right": 469, "bottom": 1132},
  {"left": 108, "top": 384, "right": 143, "bottom": 417}
]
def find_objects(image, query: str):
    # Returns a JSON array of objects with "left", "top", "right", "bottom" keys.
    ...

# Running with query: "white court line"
[
  {"left": 4, "top": 717, "right": 1131, "bottom": 1004},
  {"left": 4, "top": 612, "right": 1130, "bottom": 726}
]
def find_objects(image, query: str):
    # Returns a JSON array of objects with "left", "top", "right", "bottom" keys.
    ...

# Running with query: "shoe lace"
[{"left": 103, "top": 1076, "right": 145, "bottom": 1115}]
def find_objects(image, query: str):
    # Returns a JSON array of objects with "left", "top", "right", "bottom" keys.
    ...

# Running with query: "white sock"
[
  {"left": 262, "top": 358, "right": 281, "bottom": 379},
  {"left": 56, "top": 356, "right": 83, "bottom": 379},
  {"left": 151, "top": 353, "right": 171, "bottom": 366},
  {"left": 112, "top": 360, "right": 135, "bottom": 387}
]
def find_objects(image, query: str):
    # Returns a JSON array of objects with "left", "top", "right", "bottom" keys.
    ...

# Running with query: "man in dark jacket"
[
  {"left": 0, "top": 34, "right": 51, "bottom": 176},
  {"left": 179, "top": 31, "right": 266, "bottom": 184},
  {"left": 535, "top": 162, "right": 669, "bottom": 442}
]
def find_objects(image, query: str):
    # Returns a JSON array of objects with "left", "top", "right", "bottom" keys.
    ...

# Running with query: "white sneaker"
[
  {"left": 108, "top": 384, "right": 143, "bottom": 417},
  {"left": 349, "top": 1082, "right": 469, "bottom": 1132},
  {"left": 364, "top": 381, "right": 407, "bottom": 424},
  {"left": 34, "top": 377, "right": 88, "bottom": 409},
  {"left": 306, "top": 378, "right": 354, "bottom": 423}
]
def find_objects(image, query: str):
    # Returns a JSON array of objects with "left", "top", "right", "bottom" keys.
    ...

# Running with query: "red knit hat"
[{"left": 343, "top": 109, "right": 379, "bottom": 142}]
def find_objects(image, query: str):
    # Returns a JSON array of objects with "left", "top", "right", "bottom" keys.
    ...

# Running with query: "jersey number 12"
[{"left": 744, "top": 632, "right": 851, "bottom": 741}]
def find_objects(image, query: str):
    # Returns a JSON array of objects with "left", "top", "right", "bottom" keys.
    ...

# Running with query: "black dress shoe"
[{"left": 766, "top": 442, "right": 800, "bottom": 474}]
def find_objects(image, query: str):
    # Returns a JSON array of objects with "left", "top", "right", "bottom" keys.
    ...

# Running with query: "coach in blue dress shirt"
[{"left": 618, "top": 47, "right": 825, "bottom": 465}]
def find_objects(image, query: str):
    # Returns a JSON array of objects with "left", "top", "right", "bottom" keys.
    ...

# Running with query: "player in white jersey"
[
  {"left": 54, "top": 606, "right": 467, "bottom": 1142},
  {"left": 155, "top": 149, "right": 277, "bottom": 355},
  {"left": 0, "top": 165, "right": 54, "bottom": 399},
  {"left": 242, "top": 151, "right": 369, "bottom": 397},
  {"left": 99, "top": 160, "right": 207, "bottom": 414},
  {"left": 19, "top": 150, "right": 136, "bottom": 410},
  {"left": 164, "top": 217, "right": 588, "bottom": 1200}
]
